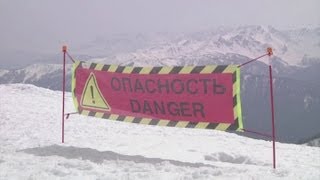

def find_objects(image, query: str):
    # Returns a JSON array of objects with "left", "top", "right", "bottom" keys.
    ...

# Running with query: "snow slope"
[{"left": 0, "top": 84, "right": 319, "bottom": 179}]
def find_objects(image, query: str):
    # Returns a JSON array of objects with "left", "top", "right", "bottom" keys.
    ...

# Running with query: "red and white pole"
[
  {"left": 62, "top": 45, "right": 67, "bottom": 143},
  {"left": 267, "top": 47, "right": 276, "bottom": 169}
]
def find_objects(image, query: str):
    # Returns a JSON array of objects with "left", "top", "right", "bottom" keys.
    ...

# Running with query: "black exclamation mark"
[{"left": 90, "top": 85, "right": 95, "bottom": 104}]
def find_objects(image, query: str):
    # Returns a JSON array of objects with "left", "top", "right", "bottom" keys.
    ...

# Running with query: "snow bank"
[{"left": 0, "top": 84, "right": 319, "bottom": 179}]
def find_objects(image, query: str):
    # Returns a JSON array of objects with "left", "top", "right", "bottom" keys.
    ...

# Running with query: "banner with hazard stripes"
[{"left": 72, "top": 61, "right": 243, "bottom": 131}]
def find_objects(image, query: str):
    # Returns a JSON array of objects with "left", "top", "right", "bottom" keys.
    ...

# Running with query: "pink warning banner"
[{"left": 73, "top": 63, "right": 240, "bottom": 124}]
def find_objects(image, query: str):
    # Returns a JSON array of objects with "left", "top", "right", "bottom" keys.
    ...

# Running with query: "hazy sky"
[{"left": 0, "top": 0, "right": 319, "bottom": 67}]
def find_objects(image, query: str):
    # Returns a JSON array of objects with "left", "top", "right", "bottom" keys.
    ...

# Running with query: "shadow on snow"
[{"left": 20, "top": 145, "right": 218, "bottom": 168}]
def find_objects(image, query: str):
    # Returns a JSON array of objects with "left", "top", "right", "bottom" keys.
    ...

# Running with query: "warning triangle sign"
[{"left": 80, "top": 73, "right": 111, "bottom": 111}]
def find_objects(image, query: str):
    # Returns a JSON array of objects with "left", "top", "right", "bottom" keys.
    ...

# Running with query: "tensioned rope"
[
  {"left": 66, "top": 52, "right": 75, "bottom": 63},
  {"left": 236, "top": 48, "right": 274, "bottom": 137}
]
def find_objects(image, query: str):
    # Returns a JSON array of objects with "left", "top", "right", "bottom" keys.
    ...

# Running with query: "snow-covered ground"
[{"left": 0, "top": 84, "right": 319, "bottom": 179}]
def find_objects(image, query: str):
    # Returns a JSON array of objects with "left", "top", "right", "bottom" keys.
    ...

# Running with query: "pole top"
[
  {"left": 62, "top": 45, "right": 67, "bottom": 52},
  {"left": 267, "top": 47, "right": 273, "bottom": 56}
]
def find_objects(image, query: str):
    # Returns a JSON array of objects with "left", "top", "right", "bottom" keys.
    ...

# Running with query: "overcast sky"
[{"left": 0, "top": 0, "right": 319, "bottom": 68}]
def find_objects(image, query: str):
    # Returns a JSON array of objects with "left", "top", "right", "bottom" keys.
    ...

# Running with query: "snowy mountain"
[
  {"left": 0, "top": 64, "right": 72, "bottom": 90},
  {"left": 90, "top": 25, "right": 320, "bottom": 66},
  {"left": 298, "top": 132, "right": 320, "bottom": 147},
  {"left": 0, "top": 84, "right": 319, "bottom": 179},
  {"left": 0, "top": 25, "right": 320, "bottom": 144},
  {"left": 305, "top": 138, "right": 320, "bottom": 147}
]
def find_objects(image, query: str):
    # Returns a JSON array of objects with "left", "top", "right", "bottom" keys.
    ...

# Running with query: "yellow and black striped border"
[{"left": 72, "top": 61, "right": 243, "bottom": 131}]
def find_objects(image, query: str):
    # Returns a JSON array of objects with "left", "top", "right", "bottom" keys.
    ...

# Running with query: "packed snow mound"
[{"left": 0, "top": 84, "right": 319, "bottom": 179}]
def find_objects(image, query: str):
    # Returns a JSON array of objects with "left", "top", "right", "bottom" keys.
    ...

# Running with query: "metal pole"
[
  {"left": 269, "top": 65, "right": 276, "bottom": 169},
  {"left": 62, "top": 46, "right": 67, "bottom": 143},
  {"left": 267, "top": 47, "right": 276, "bottom": 169}
]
